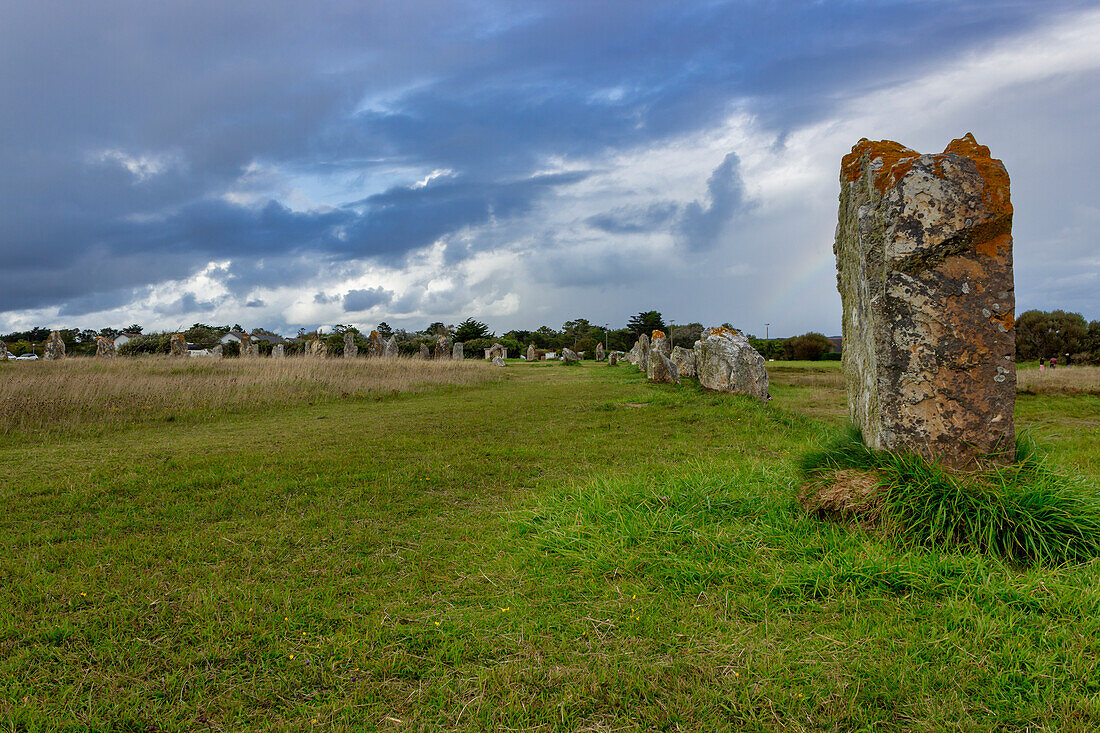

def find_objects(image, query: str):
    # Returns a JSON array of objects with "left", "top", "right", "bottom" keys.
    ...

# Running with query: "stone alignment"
[
  {"left": 44, "top": 331, "right": 66, "bottom": 360},
  {"left": 835, "top": 133, "right": 1015, "bottom": 467},
  {"left": 169, "top": 334, "right": 187, "bottom": 358},
  {"left": 96, "top": 336, "right": 117, "bottom": 358}
]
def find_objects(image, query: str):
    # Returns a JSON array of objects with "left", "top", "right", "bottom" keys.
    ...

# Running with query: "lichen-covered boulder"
[
  {"left": 609, "top": 353, "right": 619, "bottom": 366},
  {"left": 492, "top": 356, "right": 506, "bottom": 367},
  {"left": 419, "top": 343, "right": 431, "bottom": 359},
  {"left": 270, "top": 344, "right": 282, "bottom": 358},
  {"left": 344, "top": 332, "right": 358, "bottom": 359},
  {"left": 487, "top": 343, "right": 506, "bottom": 361},
  {"left": 452, "top": 342, "right": 464, "bottom": 360},
  {"left": 239, "top": 335, "right": 256, "bottom": 358},
  {"left": 595, "top": 343, "right": 605, "bottom": 361},
  {"left": 212, "top": 344, "right": 224, "bottom": 358},
  {"left": 671, "top": 345, "right": 696, "bottom": 379},
  {"left": 169, "top": 334, "right": 187, "bottom": 358},
  {"left": 95, "top": 336, "right": 117, "bottom": 358},
  {"left": 835, "top": 134, "right": 1015, "bottom": 467},
  {"left": 382, "top": 336, "right": 398, "bottom": 358},
  {"left": 562, "top": 348, "right": 580, "bottom": 363},
  {"left": 308, "top": 338, "right": 328, "bottom": 358},
  {"left": 693, "top": 327, "right": 768, "bottom": 400},
  {"left": 527, "top": 343, "right": 537, "bottom": 362},
  {"left": 0, "top": 340, "right": 8, "bottom": 360},
  {"left": 369, "top": 331, "right": 385, "bottom": 358},
  {"left": 647, "top": 330, "right": 671, "bottom": 379},
  {"left": 636, "top": 333, "right": 651, "bottom": 374},
  {"left": 43, "top": 331, "right": 66, "bottom": 360},
  {"left": 434, "top": 335, "right": 452, "bottom": 360},
  {"left": 650, "top": 350, "right": 680, "bottom": 385}
]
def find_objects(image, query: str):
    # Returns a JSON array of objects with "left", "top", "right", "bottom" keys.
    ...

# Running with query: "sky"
[{"left": 2, "top": 0, "right": 1098, "bottom": 339}]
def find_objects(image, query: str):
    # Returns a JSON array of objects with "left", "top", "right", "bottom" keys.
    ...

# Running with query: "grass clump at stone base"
[{"left": 799, "top": 427, "right": 1100, "bottom": 566}]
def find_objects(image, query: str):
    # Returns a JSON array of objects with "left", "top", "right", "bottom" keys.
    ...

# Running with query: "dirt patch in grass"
[{"left": 799, "top": 469, "right": 885, "bottom": 528}]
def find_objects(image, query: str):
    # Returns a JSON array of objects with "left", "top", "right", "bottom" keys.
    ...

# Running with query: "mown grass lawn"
[{"left": 2, "top": 360, "right": 1099, "bottom": 730}]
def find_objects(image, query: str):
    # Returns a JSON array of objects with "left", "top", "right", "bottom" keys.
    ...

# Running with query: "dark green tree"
[
  {"left": 782, "top": 332, "right": 832, "bottom": 361},
  {"left": 454, "top": 318, "right": 491, "bottom": 341},
  {"left": 627, "top": 311, "right": 666, "bottom": 339},
  {"left": 375, "top": 321, "right": 394, "bottom": 337}
]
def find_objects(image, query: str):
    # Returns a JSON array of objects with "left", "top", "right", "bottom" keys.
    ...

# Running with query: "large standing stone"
[
  {"left": 526, "top": 343, "right": 537, "bottom": 362},
  {"left": 434, "top": 335, "right": 452, "bottom": 360},
  {"left": 96, "top": 336, "right": 117, "bottom": 358},
  {"left": 693, "top": 327, "right": 768, "bottom": 400},
  {"left": 647, "top": 330, "right": 671, "bottom": 379},
  {"left": 368, "top": 331, "right": 384, "bottom": 358},
  {"left": 0, "top": 339, "right": 7, "bottom": 360},
  {"left": 595, "top": 343, "right": 605, "bottom": 361},
  {"left": 271, "top": 344, "right": 283, "bottom": 358},
  {"left": 636, "top": 333, "right": 651, "bottom": 374},
  {"left": 650, "top": 350, "right": 680, "bottom": 385},
  {"left": 562, "top": 348, "right": 580, "bottom": 363},
  {"left": 487, "top": 343, "right": 506, "bottom": 361},
  {"left": 608, "top": 353, "right": 618, "bottom": 366},
  {"left": 169, "top": 334, "right": 187, "bottom": 358},
  {"left": 419, "top": 343, "right": 431, "bottom": 359},
  {"left": 212, "top": 344, "right": 224, "bottom": 358},
  {"left": 308, "top": 338, "right": 328, "bottom": 358},
  {"left": 835, "top": 134, "right": 1015, "bottom": 467},
  {"left": 452, "top": 342, "right": 464, "bottom": 360},
  {"left": 239, "top": 335, "right": 255, "bottom": 358},
  {"left": 671, "top": 345, "right": 696, "bottom": 379},
  {"left": 44, "top": 331, "right": 66, "bottom": 360},
  {"left": 383, "top": 336, "right": 398, "bottom": 358},
  {"left": 344, "top": 331, "right": 358, "bottom": 359}
]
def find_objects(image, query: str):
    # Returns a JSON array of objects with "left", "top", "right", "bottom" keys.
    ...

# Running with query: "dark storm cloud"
[
  {"left": 586, "top": 202, "right": 680, "bottom": 235},
  {"left": 0, "top": 0, "right": 1087, "bottom": 324},
  {"left": 343, "top": 287, "right": 393, "bottom": 311},
  {"left": 155, "top": 292, "right": 219, "bottom": 316},
  {"left": 675, "top": 153, "right": 750, "bottom": 251}
]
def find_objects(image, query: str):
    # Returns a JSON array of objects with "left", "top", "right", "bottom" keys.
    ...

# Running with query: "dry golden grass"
[
  {"left": 1018, "top": 365, "right": 1100, "bottom": 395},
  {"left": 0, "top": 355, "right": 500, "bottom": 438}
]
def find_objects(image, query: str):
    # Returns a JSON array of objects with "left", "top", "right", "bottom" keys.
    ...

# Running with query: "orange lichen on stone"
[
  {"left": 651, "top": 329, "right": 666, "bottom": 339},
  {"left": 704, "top": 326, "right": 741, "bottom": 338},
  {"left": 990, "top": 312, "right": 1014, "bottom": 331},
  {"left": 974, "top": 233, "right": 1012, "bottom": 258},
  {"left": 840, "top": 138, "right": 919, "bottom": 194},
  {"left": 370, "top": 330, "right": 379, "bottom": 338},
  {"left": 943, "top": 133, "right": 1013, "bottom": 218}
]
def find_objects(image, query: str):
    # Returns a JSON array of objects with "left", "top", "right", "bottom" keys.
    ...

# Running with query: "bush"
[
  {"left": 118, "top": 333, "right": 172, "bottom": 356},
  {"left": 800, "top": 427, "right": 1100, "bottom": 566}
]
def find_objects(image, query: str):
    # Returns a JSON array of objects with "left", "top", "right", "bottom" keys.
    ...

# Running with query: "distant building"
[
  {"left": 112, "top": 332, "right": 142, "bottom": 348},
  {"left": 219, "top": 330, "right": 250, "bottom": 345}
]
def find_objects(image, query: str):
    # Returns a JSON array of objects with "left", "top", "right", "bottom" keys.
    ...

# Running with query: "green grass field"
[{"left": 2, "top": 359, "right": 1099, "bottom": 730}]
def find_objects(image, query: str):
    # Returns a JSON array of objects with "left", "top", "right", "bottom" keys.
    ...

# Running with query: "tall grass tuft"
[{"left": 800, "top": 427, "right": 1100, "bottom": 566}]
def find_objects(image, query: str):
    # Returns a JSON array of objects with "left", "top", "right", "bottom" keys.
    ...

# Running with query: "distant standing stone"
[
  {"left": 636, "top": 333, "right": 651, "bottom": 374},
  {"left": 95, "top": 336, "right": 117, "bottom": 358},
  {"left": 562, "top": 348, "right": 580, "bottom": 363},
  {"left": 212, "top": 344, "right": 224, "bottom": 358},
  {"left": 344, "top": 331, "right": 358, "bottom": 359},
  {"left": 169, "top": 334, "right": 187, "bottom": 358},
  {"left": 608, "top": 353, "right": 618, "bottom": 366},
  {"left": 434, "top": 335, "right": 452, "bottom": 360},
  {"left": 671, "top": 345, "right": 696, "bottom": 379},
  {"left": 526, "top": 343, "right": 537, "bottom": 362},
  {"left": 647, "top": 330, "right": 670, "bottom": 379},
  {"left": 43, "top": 331, "right": 66, "bottom": 360},
  {"left": 308, "top": 338, "right": 328, "bottom": 358},
  {"left": 596, "top": 343, "right": 605, "bottom": 361},
  {"left": 693, "top": 327, "right": 768, "bottom": 400},
  {"left": 0, "top": 339, "right": 7, "bottom": 360},
  {"left": 383, "top": 336, "right": 398, "bottom": 358},
  {"left": 452, "top": 342, "right": 464, "bottom": 360},
  {"left": 835, "top": 134, "right": 1015, "bottom": 467},
  {"left": 369, "top": 330, "right": 385, "bottom": 358},
  {"left": 240, "top": 335, "right": 255, "bottom": 358},
  {"left": 419, "top": 343, "right": 431, "bottom": 359},
  {"left": 271, "top": 343, "right": 283, "bottom": 358},
  {"left": 487, "top": 343, "right": 506, "bottom": 361}
]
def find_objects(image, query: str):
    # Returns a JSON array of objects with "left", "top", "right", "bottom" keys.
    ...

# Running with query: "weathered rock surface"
[
  {"left": 492, "top": 356, "right": 506, "bottom": 367},
  {"left": 452, "top": 342, "right": 464, "bottom": 360},
  {"left": 608, "top": 353, "right": 618, "bottom": 366},
  {"left": 240, "top": 335, "right": 255, "bottom": 358},
  {"left": 562, "top": 348, "right": 580, "bottom": 363},
  {"left": 369, "top": 331, "right": 385, "bottom": 358},
  {"left": 212, "top": 344, "right": 224, "bottom": 358},
  {"left": 308, "top": 338, "right": 328, "bottom": 358},
  {"left": 419, "top": 343, "right": 431, "bottom": 359},
  {"left": 650, "top": 351, "right": 680, "bottom": 384},
  {"left": 0, "top": 340, "right": 7, "bottom": 360},
  {"left": 693, "top": 327, "right": 768, "bottom": 400},
  {"left": 169, "top": 334, "right": 187, "bottom": 358},
  {"left": 636, "top": 333, "right": 651, "bottom": 374},
  {"left": 383, "top": 336, "right": 398, "bottom": 358},
  {"left": 671, "top": 345, "right": 696, "bottom": 379},
  {"left": 434, "top": 336, "right": 452, "bottom": 360},
  {"left": 270, "top": 344, "right": 283, "bottom": 358},
  {"left": 344, "top": 332, "right": 358, "bottom": 359},
  {"left": 647, "top": 330, "right": 671, "bottom": 379},
  {"left": 835, "top": 134, "right": 1015, "bottom": 467},
  {"left": 44, "top": 331, "right": 66, "bottom": 360},
  {"left": 487, "top": 343, "right": 506, "bottom": 361},
  {"left": 96, "top": 336, "right": 117, "bottom": 358},
  {"left": 527, "top": 343, "right": 537, "bottom": 362},
  {"left": 596, "top": 343, "right": 605, "bottom": 361}
]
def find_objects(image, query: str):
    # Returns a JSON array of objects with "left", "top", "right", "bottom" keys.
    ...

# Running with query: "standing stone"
[
  {"left": 452, "top": 342, "right": 464, "bottom": 360},
  {"left": 835, "top": 134, "right": 1015, "bottom": 467},
  {"left": 596, "top": 343, "right": 605, "bottom": 361},
  {"left": 0, "top": 339, "right": 7, "bottom": 360},
  {"left": 526, "top": 343, "right": 537, "bottom": 362},
  {"left": 419, "top": 343, "right": 431, "bottom": 359},
  {"left": 636, "top": 333, "right": 651, "bottom": 374},
  {"left": 487, "top": 343, "right": 505, "bottom": 361},
  {"left": 383, "top": 336, "right": 398, "bottom": 359},
  {"left": 212, "top": 344, "right": 224, "bottom": 359},
  {"left": 647, "top": 330, "right": 671, "bottom": 379},
  {"left": 492, "top": 356, "right": 506, "bottom": 367},
  {"left": 240, "top": 335, "right": 257, "bottom": 358},
  {"left": 693, "top": 327, "right": 768, "bottom": 400},
  {"left": 169, "top": 334, "right": 187, "bottom": 358},
  {"left": 271, "top": 344, "right": 283, "bottom": 358},
  {"left": 344, "top": 331, "right": 358, "bottom": 359},
  {"left": 95, "top": 336, "right": 117, "bottom": 358},
  {"left": 308, "top": 338, "right": 328, "bottom": 358},
  {"left": 434, "top": 335, "right": 452, "bottom": 360},
  {"left": 562, "top": 348, "right": 580, "bottom": 363},
  {"left": 671, "top": 345, "right": 696, "bottom": 379},
  {"left": 43, "top": 331, "right": 66, "bottom": 360},
  {"left": 368, "top": 330, "right": 384, "bottom": 358},
  {"left": 650, "top": 350, "right": 680, "bottom": 385},
  {"left": 609, "top": 353, "right": 619, "bottom": 366}
]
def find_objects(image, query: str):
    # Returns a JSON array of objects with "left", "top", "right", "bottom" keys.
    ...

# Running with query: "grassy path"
[{"left": 2, "top": 361, "right": 1099, "bottom": 730}]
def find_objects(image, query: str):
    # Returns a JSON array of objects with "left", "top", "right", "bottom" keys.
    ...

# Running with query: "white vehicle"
[{"left": 15, "top": 353, "right": 39, "bottom": 360}]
